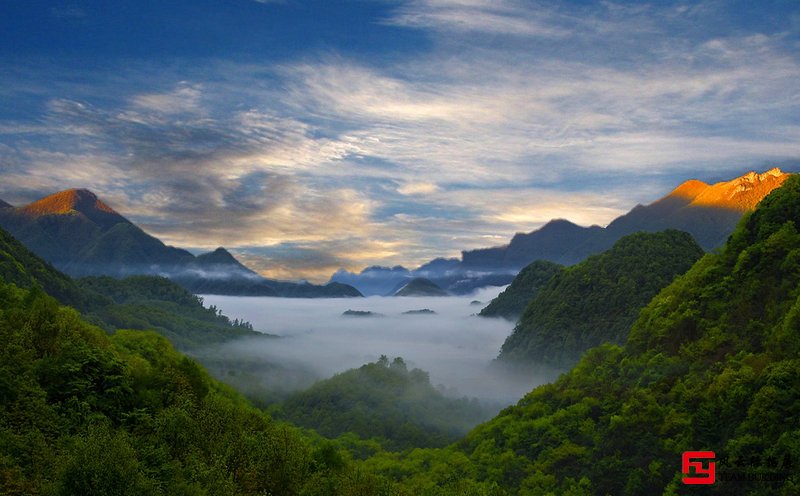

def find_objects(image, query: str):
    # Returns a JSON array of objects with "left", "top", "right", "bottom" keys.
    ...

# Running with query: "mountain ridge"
[{"left": 0, "top": 189, "right": 362, "bottom": 298}]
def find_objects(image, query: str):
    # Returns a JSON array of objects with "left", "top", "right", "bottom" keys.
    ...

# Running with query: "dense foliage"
[
  {"left": 361, "top": 177, "right": 800, "bottom": 495},
  {"left": 0, "top": 281, "right": 379, "bottom": 495},
  {"left": 498, "top": 229, "right": 704, "bottom": 369},
  {"left": 276, "top": 357, "right": 492, "bottom": 451},
  {"left": 77, "top": 275, "right": 258, "bottom": 348},
  {"left": 479, "top": 260, "right": 563, "bottom": 320}
]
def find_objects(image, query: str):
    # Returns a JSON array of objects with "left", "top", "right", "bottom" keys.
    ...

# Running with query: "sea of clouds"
[{"left": 201, "top": 287, "right": 550, "bottom": 406}]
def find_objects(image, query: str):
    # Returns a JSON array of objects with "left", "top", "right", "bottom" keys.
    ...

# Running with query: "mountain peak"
[
  {"left": 20, "top": 188, "right": 120, "bottom": 218},
  {"left": 692, "top": 167, "right": 791, "bottom": 211},
  {"left": 0, "top": 199, "right": 11, "bottom": 209},
  {"left": 668, "top": 179, "right": 709, "bottom": 200},
  {"left": 662, "top": 168, "right": 791, "bottom": 212}
]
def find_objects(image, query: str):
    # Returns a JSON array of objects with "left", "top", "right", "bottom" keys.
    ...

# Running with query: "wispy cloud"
[
  {"left": 1, "top": 0, "right": 799, "bottom": 281},
  {"left": 386, "top": 0, "right": 571, "bottom": 38}
]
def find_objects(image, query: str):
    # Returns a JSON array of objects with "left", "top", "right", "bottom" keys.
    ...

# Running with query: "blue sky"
[{"left": 2, "top": 1, "right": 800, "bottom": 281}]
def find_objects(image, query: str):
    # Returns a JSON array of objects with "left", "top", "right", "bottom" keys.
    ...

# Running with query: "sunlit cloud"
[{"left": 1, "top": 0, "right": 798, "bottom": 281}]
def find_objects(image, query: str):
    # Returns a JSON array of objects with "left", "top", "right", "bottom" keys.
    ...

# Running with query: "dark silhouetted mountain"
[
  {"left": 462, "top": 219, "right": 603, "bottom": 270},
  {"left": 414, "top": 257, "right": 460, "bottom": 276},
  {"left": 0, "top": 189, "right": 361, "bottom": 298},
  {"left": 497, "top": 230, "right": 704, "bottom": 369},
  {"left": 393, "top": 277, "right": 449, "bottom": 297},
  {"left": 462, "top": 168, "right": 791, "bottom": 270},
  {"left": 195, "top": 247, "right": 257, "bottom": 273},
  {"left": 479, "top": 260, "right": 563, "bottom": 320},
  {"left": 0, "top": 199, "right": 12, "bottom": 209}
]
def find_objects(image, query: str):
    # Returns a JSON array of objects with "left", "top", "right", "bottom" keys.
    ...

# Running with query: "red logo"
[{"left": 682, "top": 451, "right": 716, "bottom": 485}]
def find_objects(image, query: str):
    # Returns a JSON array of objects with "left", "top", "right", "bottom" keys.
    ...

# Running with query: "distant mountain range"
[
  {"left": 0, "top": 189, "right": 361, "bottom": 298},
  {"left": 332, "top": 168, "right": 791, "bottom": 295},
  {"left": 462, "top": 167, "right": 790, "bottom": 269}
]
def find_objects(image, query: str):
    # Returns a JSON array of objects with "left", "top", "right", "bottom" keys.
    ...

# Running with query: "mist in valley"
[{"left": 198, "top": 287, "right": 556, "bottom": 411}]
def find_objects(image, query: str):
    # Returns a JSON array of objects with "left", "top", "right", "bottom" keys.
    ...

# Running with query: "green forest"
[
  {"left": 497, "top": 230, "right": 705, "bottom": 369},
  {"left": 1, "top": 177, "right": 800, "bottom": 494}
]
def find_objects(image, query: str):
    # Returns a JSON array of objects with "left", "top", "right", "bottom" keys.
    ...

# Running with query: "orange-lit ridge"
[
  {"left": 18, "top": 188, "right": 119, "bottom": 217},
  {"left": 667, "top": 167, "right": 790, "bottom": 211}
]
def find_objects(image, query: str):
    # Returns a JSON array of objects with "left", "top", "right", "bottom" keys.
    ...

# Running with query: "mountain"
[
  {"left": 392, "top": 277, "right": 449, "bottom": 297},
  {"left": 462, "top": 167, "right": 792, "bottom": 269},
  {"left": 478, "top": 260, "right": 563, "bottom": 320},
  {"left": 0, "top": 220, "right": 260, "bottom": 347},
  {"left": 329, "top": 169, "right": 790, "bottom": 296},
  {"left": 438, "top": 174, "right": 800, "bottom": 495},
  {"left": 497, "top": 229, "right": 705, "bottom": 369},
  {"left": 462, "top": 218, "right": 604, "bottom": 269},
  {"left": 0, "top": 189, "right": 361, "bottom": 298}
]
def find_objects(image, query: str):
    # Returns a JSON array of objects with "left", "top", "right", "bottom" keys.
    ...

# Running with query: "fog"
[{"left": 201, "top": 287, "right": 555, "bottom": 407}]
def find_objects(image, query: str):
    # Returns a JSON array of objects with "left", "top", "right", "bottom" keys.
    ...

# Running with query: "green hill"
[
  {"left": 479, "top": 260, "right": 563, "bottom": 320},
  {"left": 275, "top": 357, "right": 491, "bottom": 451},
  {"left": 497, "top": 230, "right": 704, "bottom": 369}
]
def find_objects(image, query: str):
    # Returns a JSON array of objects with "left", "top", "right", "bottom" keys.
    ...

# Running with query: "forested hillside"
[
  {"left": 0, "top": 281, "right": 391, "bottom": 495},
  {"left": 498, "top": 230, "right": 704, "bottom": 369},
  {"left": 479, "top": 260, "right": 563, "bottom": 320}
]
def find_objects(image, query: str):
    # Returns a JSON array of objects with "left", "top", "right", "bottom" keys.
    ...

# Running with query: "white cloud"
[{"left": 397, "top": 182, "right": 439, "bottom": 195}]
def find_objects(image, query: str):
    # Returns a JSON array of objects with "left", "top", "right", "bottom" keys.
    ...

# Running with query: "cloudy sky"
[{"left": 1, "top": 1, "right": 799, "bottom": 281}]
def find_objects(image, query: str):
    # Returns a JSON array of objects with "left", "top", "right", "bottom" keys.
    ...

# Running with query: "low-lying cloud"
[{"left": 200, "top": 288, "right": 551, "bottom": 406}]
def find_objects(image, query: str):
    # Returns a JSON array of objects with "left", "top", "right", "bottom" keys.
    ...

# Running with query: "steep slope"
[
  {"left": 0, "top": 189, "right": 361, "bottom": 297},
  {"left": 498, "top": 230, "right": 704, "bottom": 369},
  {"left": 0, "top": 225, "right": 98, "bottom": 310},
  {"left": 478, "top": 260, "right": 563, "bottom": 320},
  {"left": 392, "top": 277, "right": 449, "bottom": 297},
  {"left": 444, "top": 174, "right": 800, "bottom": 495}
]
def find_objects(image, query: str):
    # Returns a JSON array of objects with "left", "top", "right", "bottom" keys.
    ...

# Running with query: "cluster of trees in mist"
[{"left": 274, "top": 355, "right": 492, "bottom": 451}]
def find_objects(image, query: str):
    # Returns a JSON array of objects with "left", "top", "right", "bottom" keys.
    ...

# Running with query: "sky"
[{"left": 1, "top": 0, "right": 799, "bottom": 282}]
